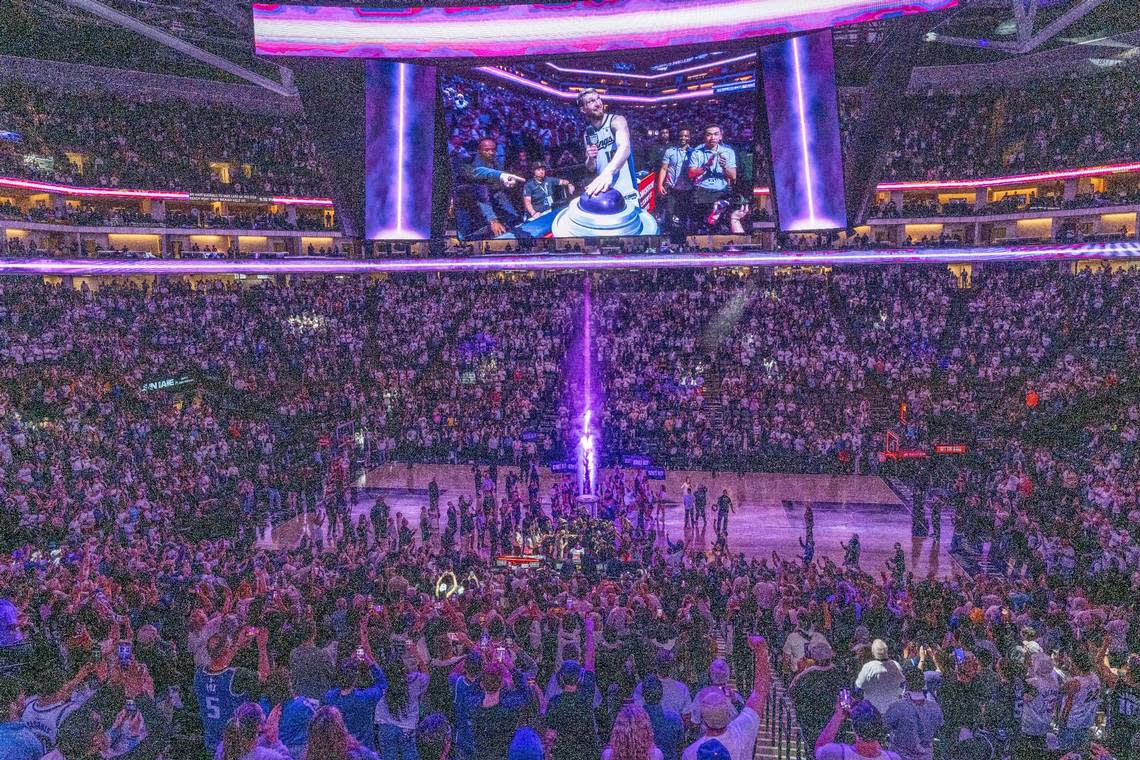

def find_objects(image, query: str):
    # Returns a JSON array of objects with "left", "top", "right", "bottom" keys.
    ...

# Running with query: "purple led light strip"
[
  {"left": 477, "top": 67, "right": 721, "bottom": 104},
  {"left": 544, "top": 53, "right": 757, "bottom": 81},
  {"left": 396, "top": 62, "right": 406, "bottom": 236},
  {"left": 1, "top": 243, "right": 1136, "bottom": 276}
]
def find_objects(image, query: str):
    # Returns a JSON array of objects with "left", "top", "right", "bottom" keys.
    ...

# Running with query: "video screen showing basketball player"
[{"left": 442, "top": 57, "right": 756, "bottom": 243}]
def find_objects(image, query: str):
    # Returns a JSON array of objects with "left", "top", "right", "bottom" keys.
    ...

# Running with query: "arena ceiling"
[{"left": 2, "top": 0, "right": 1136, "bottom": 91}]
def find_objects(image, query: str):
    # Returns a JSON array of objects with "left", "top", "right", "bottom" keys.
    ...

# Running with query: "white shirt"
[
  {"left": 681, "top": 706, "right": 760, "bottom": 760},
  {"left": 855, "top": 659, "right": 906, "bottom": 715}
]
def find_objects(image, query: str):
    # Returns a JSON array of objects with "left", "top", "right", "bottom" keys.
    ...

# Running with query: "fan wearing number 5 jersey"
[{"left": 194, "top": 628, "right": 270, "bottom": 753}]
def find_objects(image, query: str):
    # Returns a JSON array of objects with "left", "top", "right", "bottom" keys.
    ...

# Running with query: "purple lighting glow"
[
  {"left": 252, "top": 0, "right": 956, "bottom": 60},
  {"left": 761, "top": 29, "right": 847, "bottom": 231},
  {"left": 790, "top": 36, "right": 818, "bottom": 225}
]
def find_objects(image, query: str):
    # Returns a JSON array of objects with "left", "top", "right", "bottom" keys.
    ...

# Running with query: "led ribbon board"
[{"left": 252, "top": 0, "right": 956, "bottom": 59}]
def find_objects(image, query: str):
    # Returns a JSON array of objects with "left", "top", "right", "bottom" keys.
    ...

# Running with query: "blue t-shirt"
[
  {"left": 687, "top": 145, "right": 737, "bottom": 193},
  {"left": 279, "top": 696, "right": 319, "bottom": 752},
  {"left": 661, "top": 146, "right": 692, "bottom": 191},
  {"left": 450, "top": 675, "right": 484, "bottom": 757},
  {"left": 323, "top": 666, "right": 387, "bottom": 751},
  {"left": 0, "top": 721, "right": 41, "bottom": 760}
]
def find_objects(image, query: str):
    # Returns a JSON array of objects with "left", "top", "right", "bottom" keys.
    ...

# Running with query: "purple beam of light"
[
  {"left": 576, "top": 276, "right": 599, "bottom": 497},
  {"left": 0, "top": 243, "right": 1137, "bottom": 276},
  {"left": 365, "top": 61, "right": 436, "bottom": 240},
  {"left": 790, "top": 36, "right": 818, "bottom": 225}
]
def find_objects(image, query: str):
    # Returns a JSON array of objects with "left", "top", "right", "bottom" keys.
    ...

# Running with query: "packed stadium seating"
[
  {"left": 3, "top": 264, "right": 1140, "bottom": 760},
  {"left": 5, "top": 7, "right": 1140, "bottom": 760}
]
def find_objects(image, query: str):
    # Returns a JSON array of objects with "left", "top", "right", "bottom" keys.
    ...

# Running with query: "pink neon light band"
[
  {"left": 3, "top": 159, "right": 1139, "bottom": 209},
  {"left": 877, "top": 162, "right": 1140, "bottom": 191},
  {"left": 544, "top": 53, "right": 758, "bottom": 82},
  {"left": 477, "top": 66, "right": 717, "bottom": 104},
  {"left": 252, "top": 0, "right": 956, "bottom": 59},
  {"left": 0, "top": 177, "right": 333, "bottom": 206}
]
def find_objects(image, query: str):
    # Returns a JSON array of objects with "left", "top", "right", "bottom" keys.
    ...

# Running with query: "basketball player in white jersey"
[{"left": 577, "top": 89, "right": 638, "bottom": 203}]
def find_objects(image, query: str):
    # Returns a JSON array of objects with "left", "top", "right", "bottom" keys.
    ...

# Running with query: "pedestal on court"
[{"left": 576, "top": 493, "right": 599, "bottom": 519}]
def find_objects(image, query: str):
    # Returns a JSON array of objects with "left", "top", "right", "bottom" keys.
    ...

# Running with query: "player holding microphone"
[
  {"left": 578, "top": 89, "right": 639, "bottom": 204},
  {"left": 687, "top": 124, "right": 737, "bottom": 232}
]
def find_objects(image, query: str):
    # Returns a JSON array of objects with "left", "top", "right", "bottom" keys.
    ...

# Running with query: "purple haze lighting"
[
  {"left": 790, "top": 36, "right": 817, "bottom": 224},
  {"left": 252, "top": 0, "right": 956, "bottom": 60},
  {"left": 0, "top": 244, "right": 1137, "bottom": 276},
  {"left": 365, "top": 61, "right": 436, "bottom": 240},
  {"left": 396, "top": 62, "right": 406, "bottom": 234}
]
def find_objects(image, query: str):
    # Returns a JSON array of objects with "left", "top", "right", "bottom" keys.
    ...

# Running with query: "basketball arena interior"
[{"left": 1, "top": 1, "right": 1140, "bottom": 759}]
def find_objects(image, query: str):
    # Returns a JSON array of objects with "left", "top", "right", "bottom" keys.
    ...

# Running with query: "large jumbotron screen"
[{"left": 253, "top": 0, "right": 956, "bottom": 242}]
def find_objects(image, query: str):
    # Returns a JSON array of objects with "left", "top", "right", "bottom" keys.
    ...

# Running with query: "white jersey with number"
[
  {"left": 584, "top": 113, "right": 638, "bottom": 202},
  {"left": 22, "top": 687, "right": 94, "bottom": 754}
]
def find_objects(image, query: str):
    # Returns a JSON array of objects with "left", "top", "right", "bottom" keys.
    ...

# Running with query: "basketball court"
[{"left": 263, "top": 463, "right": 957, "bottom": 577}]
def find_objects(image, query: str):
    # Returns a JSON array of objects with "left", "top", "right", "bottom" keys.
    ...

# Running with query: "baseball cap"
[
  {"left": 698, "top": 690, "right": 734, "bottom": 731},
  {"left": 696, "top": 739, "right": 731, "bottom": 760}
]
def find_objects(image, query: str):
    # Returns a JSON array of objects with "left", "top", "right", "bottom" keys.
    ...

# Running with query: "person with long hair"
[
  {"left": 603, "top": 704, "right": 663, "bottom": 760},
  {"left": 218, "top": 702, "right": 290, "bottom": 760},
  {"left": 374, "top": 656, "right": 429, "bottom": 760},
  {"left": 303, "top": 706, "right": 380, "bottom": 760}
]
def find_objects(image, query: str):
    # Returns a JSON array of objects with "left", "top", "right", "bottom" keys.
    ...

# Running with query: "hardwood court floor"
[{"left": 265, "top": 463, "right": 956, "bottom": 577}]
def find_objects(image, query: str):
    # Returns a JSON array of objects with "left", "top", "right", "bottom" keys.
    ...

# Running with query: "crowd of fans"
[
  {"left": 0, "top": 202, "right": 334, "bottom": 233},
  {"left": 1, "top": 263, "right": 1139, "bottom": 760},
  {"left": 0, "top": 84, "right": 325, "bottom": 196},
  {"left": 880, "top": 66, "right": 1140, "bottom": 181}
]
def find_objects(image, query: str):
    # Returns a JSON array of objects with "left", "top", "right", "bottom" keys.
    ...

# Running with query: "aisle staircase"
[{"left": 713, "top": 633, "right": 810, "bottom": 760}]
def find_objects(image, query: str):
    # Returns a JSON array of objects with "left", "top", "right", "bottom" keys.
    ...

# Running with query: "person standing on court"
[{"left": 715, "top": 490, "right": 734, "bottom": 536}]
